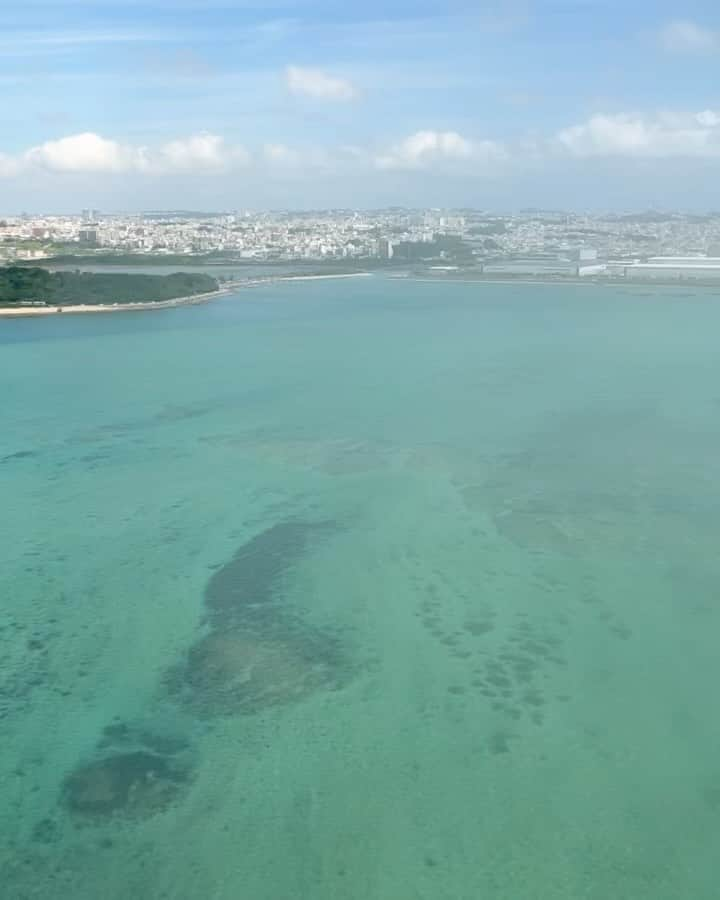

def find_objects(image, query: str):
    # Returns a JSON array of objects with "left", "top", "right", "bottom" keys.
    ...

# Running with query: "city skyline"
[
  {"left": 2, "top": 1, "right": 720, "bottom": 211},
  {"left": 6, "top": 208, "right": 720, "bottom": 269}
]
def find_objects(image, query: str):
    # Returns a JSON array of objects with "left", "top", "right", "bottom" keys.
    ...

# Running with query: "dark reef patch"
[
  {"left": 463, "top": 620, "right": 495, "bottom": 637},
  {"left": 168, "top": 625, "right": 346, "bottom": 716},
  {"left": 494, "top": 510, "right": 574, "bottom": 555},
  {"left": 488, "top": 730, "right": 513, "bottom": 755},
  {"left": 204, "top": 521, "right": 336, "bottom": 627},
  {"left": 96, "top": 719, "right": 192, "bottom": 757},
  {"left": 0, "top": 449, "right": 37, "bottom": 464},
  {"left": 31, "top": 817, "right": 61, "bottom": 844},
  {"left": 62, "top": 751, "right": 190, "bottom": 820},
  {"left": 54, "top": 519, "right": 351, "bottom": 833},
  {"left": 61, "top": 718, "right": 194, "bottom": 821},
  {"left": 166, "top": 520, "right": 351, "bottom": 716},
  {"left": 154, "top": 402, "right": 215, "bottom": 424}
]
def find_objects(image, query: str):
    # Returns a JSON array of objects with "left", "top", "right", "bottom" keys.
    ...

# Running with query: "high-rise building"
[
  {"left": 378, "top": 239, "right": 394, "bottom": 259},
  {"left": 79, "top": 228, "right": 99, "bottom": 246}
]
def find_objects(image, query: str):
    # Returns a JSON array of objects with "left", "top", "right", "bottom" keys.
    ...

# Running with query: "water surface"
[{"left": 1, "top": 278, "right": 719, "bottom": 899}]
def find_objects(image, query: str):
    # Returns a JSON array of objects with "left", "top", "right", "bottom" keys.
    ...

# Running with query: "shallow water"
[{"left": 1, "top": 278, "right": 719, "bottom": 899}]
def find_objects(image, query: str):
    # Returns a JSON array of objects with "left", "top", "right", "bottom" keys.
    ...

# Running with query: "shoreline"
[
  {"left": 0, "top": 288, "right": 224, "bottom": 318},
  {"left": 0, "top": 272, "right": 374, "bottom": 319},
  {"left": 6, "top": 269, "right": 715, "bottom": 318},
  {"left": 399, "top": 276, "right": 600, "bottom": 287},
  {"left": 0, "top": 272, "right": 373, "bottom": 318},
  {"left": 266, "top": 272, "right": 373, "bottom": 281},
  {"left": 0, "top": 272, "right": 720, "bottom": 320},
  {"left": 398, "top": 274, "right": 720, "bottom": 290}
]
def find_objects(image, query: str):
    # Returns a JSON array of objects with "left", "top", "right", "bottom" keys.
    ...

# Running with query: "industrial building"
[{"left": 622, "top": 256, "right": 720, "bottom": 280}]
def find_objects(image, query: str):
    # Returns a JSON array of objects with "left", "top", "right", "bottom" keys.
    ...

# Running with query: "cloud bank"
[
  {"left": 1, "top": 132, "right": 251, "bottom": 177},
  {"left": 556, "top": 110, "right": 720, "bottom": 158},
  {"left": 375, "top": 130, "right": 504, "bottom": 170},
  {"left": 3, "top": 109, "right": 720, "bottom": 184}
]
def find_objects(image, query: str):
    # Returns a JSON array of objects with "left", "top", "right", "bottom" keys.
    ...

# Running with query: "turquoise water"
[{"left": 2, "top": 278, "right": 719, "bottom": 899}]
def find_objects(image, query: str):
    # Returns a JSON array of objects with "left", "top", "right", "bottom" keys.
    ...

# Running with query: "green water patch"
[
  {"left": 493, "top": 509, "right": 578, "bottom": 555},
  {"left": 0, "top": 612, "right": 61, "bottom": 720},
  {"left": 153, "top": 401, "right": 218, "bottom": 424},
  {"left": 69, "top": 398, "right": 224, "bottom": 447},
  {"left": 197, "top": 431, "right": 398, "bottom": 478}
]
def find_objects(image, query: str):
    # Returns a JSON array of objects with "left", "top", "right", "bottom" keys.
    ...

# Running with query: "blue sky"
[{"left": 2, "top": 0, "right": 720, "bottom": 211}]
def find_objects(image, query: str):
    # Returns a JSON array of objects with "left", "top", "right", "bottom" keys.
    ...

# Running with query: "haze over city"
[{"left": 3, "top": 0, "right": 720, "bottom": 211}]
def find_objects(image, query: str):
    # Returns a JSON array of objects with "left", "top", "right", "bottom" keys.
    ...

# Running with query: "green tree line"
[{"left": 0, "top": 267, "right": 218, "bottom": 306}]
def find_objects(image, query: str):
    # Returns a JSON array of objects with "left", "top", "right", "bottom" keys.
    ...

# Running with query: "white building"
[{"left": 625, "top": 256, "right": 720, "bottom": 280}]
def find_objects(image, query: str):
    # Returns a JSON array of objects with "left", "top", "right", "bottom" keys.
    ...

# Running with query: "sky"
[{"left": 2, "top": 0, "right": 720, "bottom": 212}]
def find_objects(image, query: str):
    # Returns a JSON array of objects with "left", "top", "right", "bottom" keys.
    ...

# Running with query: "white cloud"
[
  {"left": 285, "top": 65, "right": 356, "bottom": 101},
  {"left": 2, "top": 128, "right": 504, "bottom": 179},
  {"left": 376, "top": 130, "right": 504, "bottom": 171},
  {"left": 25, "top": 132, "right": 145, "bottom": 173},
  {"left": 155, "top": 133, "right": 248, "bottom": 173},
  {"left": 659, "top": 20, "right": 718, "bottom": 53},
  {"left": 0, "top": 131, "right": 251, "bottom": 177},
  {"left": 556, "top": 110, "right": 720, "bottom": 158},
  {"left": 697, "top": 110, "right": 720, "bottom": 127},
  {"left": 12, "top": 112, "right": 720, "bottom": 185}
]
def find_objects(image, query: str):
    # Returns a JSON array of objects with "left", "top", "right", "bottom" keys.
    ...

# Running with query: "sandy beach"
[{"left": 0, "top": 288, "right": 224, "bottom": 318}]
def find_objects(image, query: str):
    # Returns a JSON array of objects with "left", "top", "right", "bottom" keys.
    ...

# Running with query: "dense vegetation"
[
  {"left": 0, "top": 267, "right": 218, "bottom": 306},
  {"left": 392, "top": 235, "right": 474, "bottom": 262}
]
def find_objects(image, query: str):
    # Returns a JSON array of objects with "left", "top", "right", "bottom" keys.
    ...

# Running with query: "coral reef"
[{"left": 62, "top": 751, "right": 190, "bottom": 820}]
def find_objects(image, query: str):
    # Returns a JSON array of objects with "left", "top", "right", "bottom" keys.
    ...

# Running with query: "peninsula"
[{"left": 0, "top": 266, "right": 218, "bottom": 316}]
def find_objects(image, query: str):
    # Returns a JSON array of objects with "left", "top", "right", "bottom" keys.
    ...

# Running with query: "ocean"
[{"left": 1, "top": 276, "right": 719, "bottom": 899}]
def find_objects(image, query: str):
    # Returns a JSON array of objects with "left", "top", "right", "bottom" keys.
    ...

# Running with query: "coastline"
[
  {"left": 0, "top": 289, "right": 223, "bottom": 318},
  {"left": 3, "top": 270, "right": 718, "bottom": 317},
  {"left": 398, "top": 275, "right": 720, "bottom": 290},
  {"left": 265, "top": 272, "right": 374, "bottom": 282},
  {"left": 0, "top": 272, "right": 373, "bottom": 318},
  {"left": 399, "top": 276, "right": 600, "bottom": 287}
]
